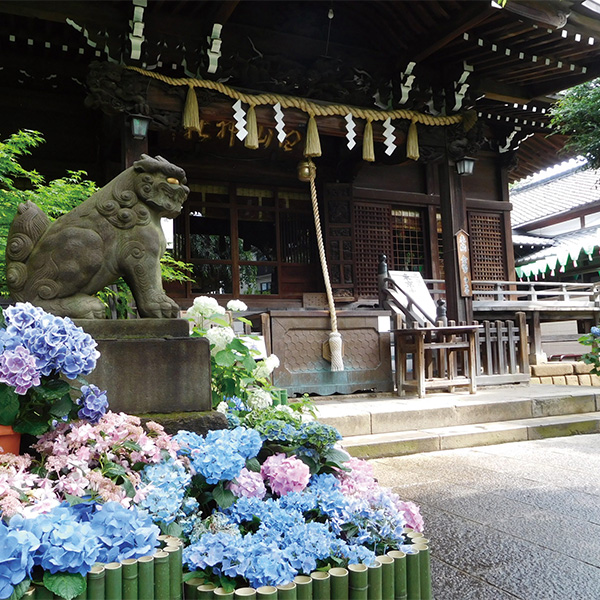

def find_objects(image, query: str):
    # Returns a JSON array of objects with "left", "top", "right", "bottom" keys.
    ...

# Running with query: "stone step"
[
  {"left": 314, "top": 386, "right": 599, "bottom": 438},
  {"left": 340, "top": 412, "right": 600, "bottom": 459}
]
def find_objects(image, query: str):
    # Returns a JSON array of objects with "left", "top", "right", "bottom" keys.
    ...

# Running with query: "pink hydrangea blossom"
[
  {"left": 337, "top": 456, "right": 425, "bottom": 533},
  {"left": 261, "top": 453, "right": 310, "bottom": 496},
  {"left": 227, "top": 467, "right": 266, "bottom": 499}
]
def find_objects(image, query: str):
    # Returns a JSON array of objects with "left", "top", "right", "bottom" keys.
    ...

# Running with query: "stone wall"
[{"left": 530, "top": 362, "right": 600, "bottom": 386}]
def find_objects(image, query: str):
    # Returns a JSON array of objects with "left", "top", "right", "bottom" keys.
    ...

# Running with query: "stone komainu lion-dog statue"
[{"left": 6, "top": 155, "right": 189, "bottom": 319}]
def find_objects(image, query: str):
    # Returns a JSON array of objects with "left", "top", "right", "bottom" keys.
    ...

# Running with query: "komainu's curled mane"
[{"left": 6, "top": 155, "right": 189, "bottom": 319}]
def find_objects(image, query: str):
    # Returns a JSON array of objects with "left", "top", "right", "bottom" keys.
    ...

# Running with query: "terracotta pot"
[{"left": 0, "top": 425, "right": 20, "bottom": 454}]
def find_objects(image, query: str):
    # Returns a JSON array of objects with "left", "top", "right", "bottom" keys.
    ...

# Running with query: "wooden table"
[{"left": 393, "top": 325, "right": 480, "bottom": 398}]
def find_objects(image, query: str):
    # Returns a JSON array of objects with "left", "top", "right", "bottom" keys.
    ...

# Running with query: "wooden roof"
[{"left": 1, "top": 0, "right": 600, "bottom": 180}]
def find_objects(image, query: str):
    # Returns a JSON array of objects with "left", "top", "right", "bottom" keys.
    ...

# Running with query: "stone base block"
[{"left": 75, "top": 319, "right": 211, "bottom": 414}]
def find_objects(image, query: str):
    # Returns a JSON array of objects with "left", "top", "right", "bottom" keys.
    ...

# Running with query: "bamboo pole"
[
  {"left": 197, "top": 583, "right": 216, "bottom": 599},
  {"left": 367, "top": 561, "right": 382, "bottom": 600},
  {"left": 386, "top": 551, "right": 407, "bottom": 600},
  {"left": 310, "top": 572, "right": 330, "bottom": 600},
  {"left": 138, "top": 555, "right": 155, "bottom": 600},
  {"left": 405, "top": 550, "right": 420, "bottom": 600},
  {"left": 185, "top": 578, "right": 205, "bottom": 600},
  {"left": 213, "top": 589, "right": 234, "bottom": 598},
  {"left": 276, "top": 583, "right": 297, "bottom": 600},
  {"left": 234, "top": 588, "right": 257, "bottom": 598},
  {"left": 376, "top": 555, "right": 395, "bottom": 600},
  {"left": 105, "top": 562, "right": 123, "bottom": 600},
  {"left": 256, "top": 586, "right": 278, "bottom": 599},
  {"left": 348, "top": 564, "right": 368, "bottom": 600},
  {"left": 165, "top": 545, "right": 183, "bottom": 600},
  {"left": 154, "top": 550, "right": 170, "bottom": 600},
  {"left": 329, "top": 568, "right": 349, "bottom": 600},
  {"left": 87, "top": 564, "right": 106, "bottom": 600},
  {"left": 121, "top": 559, "right": 138, "bottom": 600},
  {"left": 293, "top": 576, "right": 312, "bottom": 600}
]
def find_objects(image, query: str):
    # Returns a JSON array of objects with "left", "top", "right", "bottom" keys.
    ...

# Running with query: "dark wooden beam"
[{"left": 408, "top": 3, "right": 496, "bottom": 63}]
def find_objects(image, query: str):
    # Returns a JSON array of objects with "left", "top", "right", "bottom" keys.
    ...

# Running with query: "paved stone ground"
[{"left": 371, "top": 434, "right": 600, "bottom": 599}]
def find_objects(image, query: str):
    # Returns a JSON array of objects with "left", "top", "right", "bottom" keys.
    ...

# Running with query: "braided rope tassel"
[{"left": 307, "top": 158, "right": 344, "bottom": 372}]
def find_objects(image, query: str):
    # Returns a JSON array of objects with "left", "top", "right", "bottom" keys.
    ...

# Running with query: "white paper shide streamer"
[
  {"left": 383, "top": 117, "right": 396, "bottom": 156},
  {"left": 345, "top": 113, "right": 356, "bottom": 150},
  {"left": 273, "top": 102, "right": 286, "bottom": 143},
  {"left": 232, "top": 99, "right": 248, "bottom": 141}
]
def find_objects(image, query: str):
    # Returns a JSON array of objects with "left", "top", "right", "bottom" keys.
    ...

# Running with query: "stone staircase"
[{"left": 314, "top": 385, "right": 600, "bottom": 459}]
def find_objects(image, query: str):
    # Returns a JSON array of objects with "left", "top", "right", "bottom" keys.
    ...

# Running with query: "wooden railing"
[
  {"left": 474, "top": 313, "right": 530, "bottom": 385},
  {"left": 425, "top": 279, "right": 600, "bottom": 305}
]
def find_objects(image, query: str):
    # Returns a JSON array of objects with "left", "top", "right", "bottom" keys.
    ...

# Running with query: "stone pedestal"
[{"left": 74, "top": 319, "right": 211, "bottom": 414}]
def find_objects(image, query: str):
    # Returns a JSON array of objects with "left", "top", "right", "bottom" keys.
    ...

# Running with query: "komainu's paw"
[{"left": 138, "top": 293, "right": 181, "bottom": 318}]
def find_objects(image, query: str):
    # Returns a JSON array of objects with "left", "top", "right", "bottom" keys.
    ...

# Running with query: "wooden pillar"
[
  {"left": 121, "top": 115, "right": 148, "bottom": 168},
  {"left": 438, "top": 151, "right": 473, "bottom": 324}
]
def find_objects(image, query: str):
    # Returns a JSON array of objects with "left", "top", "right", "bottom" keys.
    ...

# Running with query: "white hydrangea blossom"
[
  {"left": 226, "top": 299, "right": 248, "bottom": 312},
  {"left": 189, "top": 296, "right": 226, "bottom": 321},
  {"left": 216, "top": 401, "right": 228, "bottom": 414},
  {"left": 265, "top": 354, "right": 280, "bottom": 371},
  {"left": 246, "top": 388, "right": 273, "bottom": 411},
  {"left": 253, "top": 353, "right": 280, "bottom": 379},
  {"left": 205, "top": 326, "right": 235, "bottom": 354},
  {"left": 275, "top": 405, "right": 294, "bottom": 416}
]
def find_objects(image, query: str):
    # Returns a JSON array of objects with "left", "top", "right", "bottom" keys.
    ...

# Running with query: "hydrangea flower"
[
  {"left": 298, "top": 421, "right": 342, "bottom": 452},
  {"left": 246, "top": 388, "right": 273, "bottom": 411},
  {"left": 187, "top": 296, "right": 226, "bottom": 327},
  {"left": 90, "top": 502, "right": 159, "bottom": 563},
  {"left": 139, "top": 459, "right": 192, "bottom": 525},
  {"left": 0, "top": 522, "right": 39, "bottom": 600},
  {"left": 261, "top": 454, "right": 311, "bottom": 496},
  {"left": 591, "top": 326, "right": 600, "bottom": 337},
  {"left": 254, "top": 419, "right": 299, "bottom": 444},
  {"left": 227, "top": 468, "right": 266, "bottom": 499},
  {"left": 11, "top": 505, "right": 100, "bottom": 576},
  {"left": 226, "top": 299, "right": 247, "bottom": 312},
  {"left": 3, "top": 303, "right": 99, "bottom": 379},
  {"left": 0, "top": 345, "right": 40, "bottom": 394},
  {"left": 205, "top": 326, "right": 235, "bottom": 354},
  {"left": 77, "top": 384, "right": 109, "bottom": 424},
  {"left": 253, "top": 354, "right": 280, "bottom": 379}
]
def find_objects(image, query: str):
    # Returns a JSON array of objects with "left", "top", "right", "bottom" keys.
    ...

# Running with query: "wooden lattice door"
[
  {"left": 468, "top": 212, "right": 507, "bottom": 281},
  {"left": 353, "top": 202, "right": 393, "bottom": 298}
]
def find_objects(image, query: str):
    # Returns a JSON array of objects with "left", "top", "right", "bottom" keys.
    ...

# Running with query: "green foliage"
[
  {"left": 0, "top": 375, "right": 77, "bottom": 437},
  {"left": 0, "top": 130, "right": 98, "bottom": 296},
  {"left": 161, "top": 252, "right": 194, "bottom": 283},
  {"left": 550, "top": 79, "right": 600, "bottom": 169},
  {"left": 43, "top": 571, "right": 86, "bottom": 600},
  {"left": 578, "top": 327, "right": 600, "bottom": 375}
]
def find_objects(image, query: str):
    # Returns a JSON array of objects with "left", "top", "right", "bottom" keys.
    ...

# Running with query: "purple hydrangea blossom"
[
  {"left": 0, "top": 345, "right": 40, "bottom": 394},
  {"left": 2, "top": 303, "right": 99, "bottom": 379},
  {"left": 77, "top": 385, "right": 109, "bottom": 424}
]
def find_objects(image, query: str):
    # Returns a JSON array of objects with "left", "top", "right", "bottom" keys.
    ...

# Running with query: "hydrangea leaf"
[
  {"left": 13, "top": 415, "right": 49, "bottom": 436},
  {"left": 212, "top": 482, "right": 236, "bottom": 509},
  {"left": 43, "top": 572, "right": 86, "bottom": 600},
  {"left": 8, "top": 579, "right": 31, "bottom": 600},
  {"left": 0, "top": 385, "right": 19, "bottom": 425},
  {"left": 229, "top": 338, "right": 250, "bottom": 353},
  {"left": 241, "top": 355, "right": 258, "bottom": 372},
  {"left": 31, "top": 378, "right": 70, "bottom": 401},
  {"left": 323, "top": 447, "right": 351, "bottom": 469},
  {"left": 245, "top": 457, "right": 261, "bottom": 473},
  {"left": 164, "top": 521, "right": 183, "bottom": 538},
  {"left": 214, "top": 350, "right": 236, "bottom": 367},
  {"left": 48, "top": 393, "right": 74, "bottom": 418}
]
